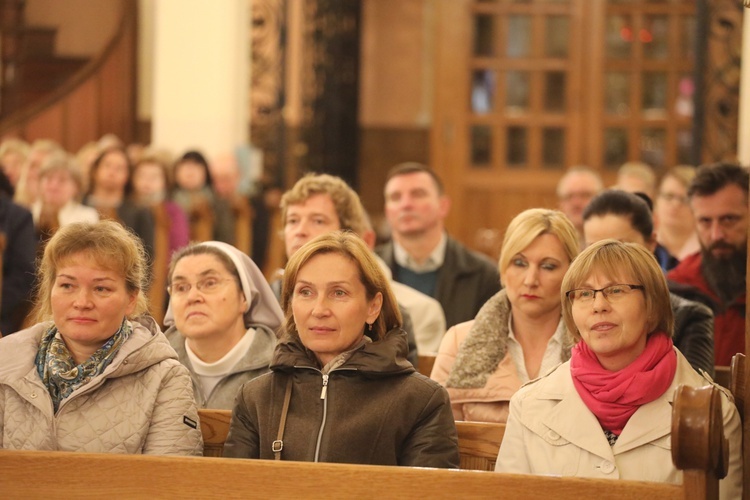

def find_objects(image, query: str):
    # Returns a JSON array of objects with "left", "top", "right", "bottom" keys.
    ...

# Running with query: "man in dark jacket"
[
  {"left": 668, "top": 163, "right": 748, "bottom": 367},
  {"left": 377, "top": 163, "right": 500, "bottom": 329}
]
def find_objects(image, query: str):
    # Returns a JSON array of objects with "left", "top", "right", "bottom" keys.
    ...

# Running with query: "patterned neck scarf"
[{"left": 35, "top": 320, "right": 132, "bottom": 412}]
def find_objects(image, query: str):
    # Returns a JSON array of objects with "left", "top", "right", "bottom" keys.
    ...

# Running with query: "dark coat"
[
  {"left": 670, "top": 292, "right": 714, "bottom": 377},
  {"left": 668, "top": 252, "right": 745, "bottom": 366},
  {"left": 223, "top": 329, "right": 459, "bottom": 468},
  {"left": 0, "top": 198, "right": 36, "bottom": 335},
  {"left": 116, "top": 200, "right": 155, "bottom": 261},
  {"left": 82, "top": 196, "right": 155, "bottom": 261},
  {"left": 376, "top": 236, "right": 501, "bottom": 328}
]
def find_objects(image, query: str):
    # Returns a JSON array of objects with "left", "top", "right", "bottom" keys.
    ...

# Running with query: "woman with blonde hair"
[
  {"left": 495, "top": 239, "right": 741, "bottom": 499},
  {"left": 32, "top": 152, "right": 99, "bottom": 244},
  {"left": 0, "top": 220, "right": 202, "bottom": 454},
  {"left": 224, "top": 231, "right": 458, "bottom": 466},
  {"left": 0, "top": 138, "right": 29, "bottom": 188},
  {"left": 431, "top": 208, "right": 579, "bottom": 423},
  {"left": 14, "top": 139, "right": 62, "bottom": 208}
]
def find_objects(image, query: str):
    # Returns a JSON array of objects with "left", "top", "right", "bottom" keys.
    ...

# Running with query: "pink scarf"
[{"left": 570, "top": 332, "right": 677, "bottom": 435}]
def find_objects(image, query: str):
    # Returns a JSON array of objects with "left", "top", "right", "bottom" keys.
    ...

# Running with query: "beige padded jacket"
[{"left": 0, "top": 316, "right": 203, "bottom": 455}]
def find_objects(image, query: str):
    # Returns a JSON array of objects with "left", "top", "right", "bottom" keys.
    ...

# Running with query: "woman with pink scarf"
[{"left": 495, "top": 239, "right": 741, "bottom": 499}]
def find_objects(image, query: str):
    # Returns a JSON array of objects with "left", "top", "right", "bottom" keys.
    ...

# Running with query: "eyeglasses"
[
  {"left": 565, "top": 284, "right": 644, "bottom": 304},
  {"left": 658, "top": 192, "right": 688, "bottom": 205},
  {"left": 167, "top": 277, "right": 236, "bottom": 297},
  {"left": 559, "top": 191, "right": 596, "bottom": 203}
]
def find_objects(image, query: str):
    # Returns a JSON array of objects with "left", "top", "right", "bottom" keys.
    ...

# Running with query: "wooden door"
[{"left": 432, "top": 0, "right": 697, "bottom": 258}]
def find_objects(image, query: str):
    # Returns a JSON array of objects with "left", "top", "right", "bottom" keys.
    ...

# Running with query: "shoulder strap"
[{"left": 272, "top": 375, "right": 293, "bottom": 460}]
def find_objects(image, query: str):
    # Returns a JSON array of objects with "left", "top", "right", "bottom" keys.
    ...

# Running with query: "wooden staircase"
[
  {"left": 0, "top": 2, "right": 89, "bottom": 117},
  {"left": 0, "top": 0, "right": 136, "bottom": 152}
]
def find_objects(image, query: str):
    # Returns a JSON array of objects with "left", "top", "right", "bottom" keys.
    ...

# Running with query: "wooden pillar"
[
  {"left": 697, "top": 0, "right": 743, "bottom": 163},
  {"left": 249, "top": 0, "right": 287, "bottom": 189},
  {"left": 295, "top": 0, "right": 362, "bottom": 189}
]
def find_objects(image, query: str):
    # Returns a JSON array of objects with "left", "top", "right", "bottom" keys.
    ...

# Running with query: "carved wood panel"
[{"left": 697, "top": 0, "right": 743, "bottom": 163}]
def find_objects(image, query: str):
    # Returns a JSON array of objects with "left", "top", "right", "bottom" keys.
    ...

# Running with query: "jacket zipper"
[
  {"left": 319, "top": 374, "right": 329, "bottom": 400},
  {"left": 294, "top": 366, "right": 356, "bottom": 462},
  {"left": 314, "top": 374, "right": 329, "bottom": 462}
]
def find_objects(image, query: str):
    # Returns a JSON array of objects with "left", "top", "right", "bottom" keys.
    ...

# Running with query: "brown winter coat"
[{"left": 223, "top": 328, "right": 459, "bottom": 467}]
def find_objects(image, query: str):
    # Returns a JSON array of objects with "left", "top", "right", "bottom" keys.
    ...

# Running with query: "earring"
[{"left": 367, "top": 323, "right": 373, "bottom": 332}]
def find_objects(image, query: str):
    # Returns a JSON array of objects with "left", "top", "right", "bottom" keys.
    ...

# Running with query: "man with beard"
[
  {"left": 377, "top": 163, "right": 501, "bottom": 329},
  {"left": 668, "top": 163, "right": 748, "bottom": 366}
]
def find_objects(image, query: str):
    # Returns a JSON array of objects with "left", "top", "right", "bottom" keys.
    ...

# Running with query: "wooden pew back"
[
  {"left": 0, "top": 450, "right": 687, "bottom": 499},
  {"left": 199, "top": 409, "right": 507, "bottom": 470},
  {"left": 0, "top": 384, "right": 726, "bottom": 500},
  {"left": 455, "top": 421, "right": 505, "bottom": 471},
  {"left": 416, "top": 353, "right": 436, "bottom": 377},
  {"left": 199, "top": 408, "right": 232, "bottom": 457}
]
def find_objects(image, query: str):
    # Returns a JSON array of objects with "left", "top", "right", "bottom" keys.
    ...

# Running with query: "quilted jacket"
[{"left": 0, "top": 316, "right": 203, "bottom": 455}]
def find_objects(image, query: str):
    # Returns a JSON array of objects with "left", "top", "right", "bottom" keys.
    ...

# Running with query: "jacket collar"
[
  {"left": 540, "top": 387, "right": 672, "bottom": 458},
  {"left": 531, "top": 351, "right": 696, "bottom": 458},
  {"left": 0, "top": 316, "right": 174, "bottom": 414},
  {"left": 271, "top": 328, "right": 415, "bottom": 376},
  {"left": 534, "top": 366, "right": 615, "bottom": 460},
  {"left": 441, "top": 236, "right": 489, "bottom": 276},
  {"left": 379, "top": 236, "right": 486, "bottom": 277},
  {"left": 165, "top": 323, "right": 277, "bottom": 376},
  {"left": 446, "top": 290, "right": 570, "bottom": 388}
]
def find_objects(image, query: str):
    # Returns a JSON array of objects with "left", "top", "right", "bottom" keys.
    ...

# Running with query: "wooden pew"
[
  {"left": 417, "top": 353, "right": 436, "bottom": 377},
  {"left": 731, "top": 353, "right": 745, "bottom": 422},
  {"left": 200, "top": 409, "right": 507, "bottom": 471},
  {"left": 0, "top": 384, "right": 727, "bottom": 500},
  {"left": 455, "top": 421, "right": 505, "bottom": 471},
  {"left": 0, "top": 450, "right": 687, "bottom": 499},
  {"left": 730, "top": 352, "right": 747, "bottom": 499},
  {"left": 715, "top": 365, "right": 731, "bottom": 389},
  {"left": 199, "top": 408, "right": 232, "bottom": 458}
]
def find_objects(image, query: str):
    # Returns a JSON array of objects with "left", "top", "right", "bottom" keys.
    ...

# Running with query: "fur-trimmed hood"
[{"left": 445, "top": 290, "right": 571, "bottom": 389}]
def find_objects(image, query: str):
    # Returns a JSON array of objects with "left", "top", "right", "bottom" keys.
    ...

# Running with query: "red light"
[
  {"left": 620, "top": 26, "right": 633, "bottom": 41},
  {"left": 639, "top": 28, "right": 653, "bottom": 43}
]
